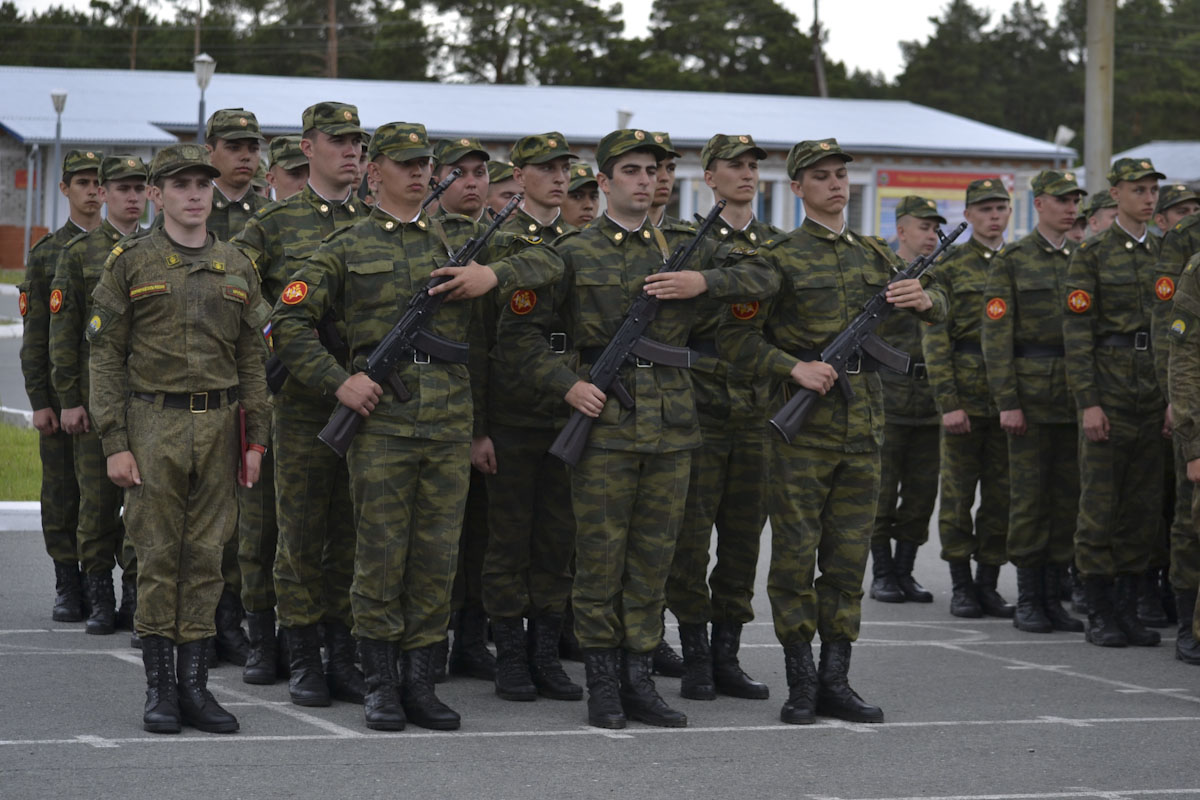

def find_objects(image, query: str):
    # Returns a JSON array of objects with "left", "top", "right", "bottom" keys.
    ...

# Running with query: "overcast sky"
[{"left": 11, "top": 0, "right": 1065, "bottom": 81}]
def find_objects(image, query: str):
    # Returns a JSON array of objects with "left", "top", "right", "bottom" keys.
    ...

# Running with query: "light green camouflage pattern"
[{"left": 1168, "top": 254, "right": 1200, "bottom": 590}]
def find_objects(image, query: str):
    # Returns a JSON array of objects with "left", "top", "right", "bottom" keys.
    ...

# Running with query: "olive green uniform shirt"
[{"left": 20, "top": 221, "right": 88, "bottom": 411}]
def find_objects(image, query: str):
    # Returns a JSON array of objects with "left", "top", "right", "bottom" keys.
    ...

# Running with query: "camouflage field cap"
[
  {"left": 1107, "top": 157, "right": 1166, "bottom": 186},
  {"left": 786, "top": 138, "right": 852, "bottom": 178},
  {"left": 701, "top": 133, "right": 767, "bottom": 170},
  {"left": 99, "top": 154, "right": 148, "bottom": 184},
  {"left": 62, "top": 149, "right": 103, "bottom": 177},
  {"left": 301, "top": 102, "right": 367, "bottom": 138},
  {"left": 1031, "top": 169, "right": 1087, "bottom": 198},
  {"left": 251, "top": 161, "right": 268, "bottom": 189},
  {"left": 434, "top": 136, "right": 490, "bottom": 167},
  {"left": 509, "top": 132, "right": 577, "bottom": 167},
  {"left": 367, "top": 122, "right": 433, "bottom": 163},
  {"left": 205, "top": 108, "right": 263, "bottom": 141},
  {"left": 488, "top": 160, "right": 516, "bottom": 184},
  {"left": 965, "top": 178, "right": 1011, "bottom": 205},
  {"left": 1156, "top": 183, "right": 1199, "bottom": 214},
  {"left": 649, "top": 132, "right": 681, "bottom": 159},
  {"left": 268, "top": 135, "right": 308, "bottom": 170},
  {"left": 595, "top": 129, "right": 669, "bottom": 169},
  {"left": 895, "top": 195, "right": 947, "bottom": 225},
  {"left": 1083, "top": 191, "right": 1117, "bottom": 218},
  {"left": 568, "top": 163, "right": 598, "bottom": 192},
  {"left": 149, "top": 143, "right": 221, "bottom": 181}
]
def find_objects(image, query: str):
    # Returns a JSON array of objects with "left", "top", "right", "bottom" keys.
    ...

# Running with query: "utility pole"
[
  {"left": 193, "top": 0, "right": 202, "bottom": 58},
  {"left": 1084, "top": 0, "right": 1115, "bottom": 193},
  {"left": 326, "top": 0, "right": 338, "bottom": 78},
  {"left": 812, "top": 0, "right": 828, "bottom": 98}
]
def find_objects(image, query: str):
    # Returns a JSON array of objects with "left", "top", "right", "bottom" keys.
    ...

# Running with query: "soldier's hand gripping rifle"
[
  {"left": 265, "top": 168, "right": 464, "bottom": 393},
  {"left": 316, "top": 193, "right": 521, "bottom": 458},
  {"left": 768, "top": 220, "right": 968, "bottom": 444},
  {"left": 548, "top": 200, "right": 727, "bottom": 466}
]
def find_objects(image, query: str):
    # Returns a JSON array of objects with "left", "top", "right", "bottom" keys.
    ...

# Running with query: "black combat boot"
[
  {"left": 1114, "top": 574, "right": 1161, "bottom": 646},
  {"left": 619, "top": 650, "right": 687, "bottom": 728},
  {"left": 677, "top": 622, "right": 715, "bottom": 701},
  {"left": 140, "top": 635, "right": 180, "bottom": 734},
  {"left": 559, "top": 603, "right": 583, "bottom": 662},
  {"left": 974, "top": 563, "right": 1015, "bottom": 618},
  {"left": 948, "top": 560, "right": 982, "bottom": 618},
  {"left": 242, "top": 609, "right": 278, "bottom": 685},
  {"left": 491, "top": 617, "right": 536, "bottom": 701},
  {"left": 401, "top": 645, "right": 461, "bottom": 730},
  {"left": 1069, "top": 564, "right": 1088, "bottom": 615},
  {"left": 449, "top": 606, "right": 496, "bottom": 681},
  {"left": 213, "top": 588, "right": 250, "bottom": 666},
  {"left": 51, "top": 561, "right": 85, "bottom": 622},
  {"left": 1174, "top": 589, "right": 1200, "bottom": 665},
  {"left": 1043, "top": 565, "right": 1084, "bottom": 633},
  {"left": 1083, "top": 576, "right": 1128, "bottom": 647},
  {"left": 117, "top": 572, "right": 137, "bottom": 631},
  {"left": 582, "top": 648, "right": 626, "bottom": 728},
  {"left": 1012, "top": 566, "right": 1053, "bottom": 633},
  {"left": 527, "top": 614, "right": 583, "bottom": 700},
  {"left": 815, "top": 641, "right": 883, "bottom": 723},
  {"left": 283, "top": 624, "right": 331, "bottom": 706},
  {"left": 893, "top": 541, "right": 933, "bottom": 602},
  {"left": 430, "top": 635, "right": 449, "bottom": 684},
  {"left": 780, "top": 641, "right": 817, "bottom": 725},
  {"left": 651, "top": 640, "right": 686, "bottom": 677},
  {"left": 324, "top": 621, "right": 367, "bottom": 704},
  {"left": 1137, "top": 568, "right": 1170, "bottom": 628},
  {"left": 359, "top": 638, "right": 405, "bottom": 731},
  {"left": 176, "top": 639, "right": 239, "bottom": 733},
  {"left": 711, "top": 621, "right": 769, "bottom": 699},
  {"left": 868, "top": 540, "right": 904, "bottom": 603},
  {"left": 83, "top": 571, "right": 117, "bottom": 635}
]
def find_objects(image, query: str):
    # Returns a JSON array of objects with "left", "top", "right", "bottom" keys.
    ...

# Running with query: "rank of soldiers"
[{"left": 17, "top": 101, "right": 1200, "bottom": 737}]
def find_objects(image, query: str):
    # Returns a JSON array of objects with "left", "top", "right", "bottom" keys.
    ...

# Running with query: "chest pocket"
[
  {"left": 346, "top": 259, "right": 397, "bottom": 323},
  {"left": 574, "top": 265, "right": 627, "bottom": 327},
  {"left": 788, "top": 268, "right": 843, "bottom": 340},
  {"left": 1100, "top": 262, "right": 1143, "bottom": 317}
]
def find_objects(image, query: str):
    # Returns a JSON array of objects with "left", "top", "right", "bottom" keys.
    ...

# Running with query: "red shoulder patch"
[
  {"left": 48, "top": 288, "right": 63, "bottom": 314},
  {"left": 509, "top": 289, "right": 537, "bottom": 315},
  {"left": 731, "top": 301, "right": 759, "bottom": 320},
  {"left": 1156, "top": 276, "right": 1176, "bottom": 302},
  {"left": 281, "top": 281, "right": 308, "bottom": 305},
  {"left": 18, "top": 291, "right": 28, "bottom": 317},
  {"left": 1067, "top": 290, "right": 1091, "bottom": 314},
  {"left": 985, "top": 297, "right": 1007, "bottom": 320}
]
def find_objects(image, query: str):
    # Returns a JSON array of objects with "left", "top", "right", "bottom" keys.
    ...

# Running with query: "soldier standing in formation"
[
  {"left": 561, "top": 164, "right": 599, "bottom": 229},
  {"left": 646, "top": 133, "right": 680, "bottom": 229},
  {"left": 265, "top": 135, "right": 310, "bottom": 202},
  {"left": 486, "top": 160, "right": 519, "bottom": 216}
]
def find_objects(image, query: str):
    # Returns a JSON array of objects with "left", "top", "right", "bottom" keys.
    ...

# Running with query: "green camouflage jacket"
[
  {"left": 209, "top": 185, "right": 268, "bottom": 242},
  {"left": 1168, "top": 253, "right": 1200, "bottom": 460},
  {"left": 1152, "top": 211, "right": 1200, "bottom": 393},
  {"left": 19, "top": 221, "right": 88, "bottom": 411}
]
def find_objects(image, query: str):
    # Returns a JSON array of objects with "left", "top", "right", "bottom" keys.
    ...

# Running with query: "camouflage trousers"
[
  {"left": 346, "top": 434, "right": 467, "bottom": 647},
  {"left": 124, "top": 397, "right": 238, "bottom": 644},
  {"left": 272, "top": 409, "right": 356, "bottom": 628},
  {"left": 872, "top": 422, "right": 939, "bottom": 547},
  {"left": 1170, "top": 436, "right": 1199, "bottom": 591},
  {"left": 482, "top": 424, "right": 575, "bottom": 620},
  {"left": 1006, "top": 422, "right": 1078, "bottom": 569},
  {"left": 1153, "top": 439, "right": 1174, "bottom": 571},
  {"left": 38, "top": 423, "right": 79, "bottom": 564},
  {"left": 1075, "top": 408, "right": 1164, "bottom": 578},
  {"left": 452, "top": 468, "right": 489, "bottom": 615},
  {"left": 570, "top": 446, "right": 691, "bottom": 653},
  {"left": 768, "top": 442, "right": 879, "bottom": 645},
  {"left": 938, "top": 416, "right": 1009, "bottom": 565},
  {"left": 665, "top": 422, "right": 768, "bottom": 626},
  {"left": 72, "top": 427, "right": 130, "bottom": 575},
  {"left": 237, "top": 440, "right": 277, "bottom": 613}
]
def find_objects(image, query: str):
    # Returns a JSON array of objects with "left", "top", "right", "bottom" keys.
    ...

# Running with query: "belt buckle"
[
  {"left": 1134, "top": 331, "right": 1150, "bottom": 351},
  {"left": 414, "top": 350, "right": 431, "bottom": 365},
  {"left": 844, "top": 354, "right": 861, "bottom": 375},
  {"left": 189, "top": 392, "right": 209, "bottom": 413},
  {"left": 634, "top": 356, "right": 653, "bottom": 368},
  {"left": 912, "top": 362, "right": 928, "bottom": 381},
  {"left": 549, "top": 332, "right": 567, "bottom": 354}
]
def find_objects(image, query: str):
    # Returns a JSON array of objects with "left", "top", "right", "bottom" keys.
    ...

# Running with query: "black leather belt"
[
  {"left": 548, "top": 331, "right": 568, "bottom": 354},
  {"left": 953, "top": 340, "right": 983, "bottom": 355},
  {"left": 579, "top": 346, "right": 655, "bottom": 368},
  {"left": 1097, "top": 331, "right": 1151, "bottom": 351},
  {"left": 354, "top": 347, "right": 464, "bottom": 366},
  {"left": 687, "top": 338, "right": 719, "bottom": 358},
  {"left": 1013, "top": 344, "right": 1065, "bottom": 358},
  {"left": 131, "top": 388, "right": 237, "bottom": 412},
  {"left": 794, "top": 349, "right": 876, "bottom": 375}
]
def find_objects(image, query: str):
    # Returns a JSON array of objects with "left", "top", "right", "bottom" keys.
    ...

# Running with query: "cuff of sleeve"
[
  {"left": 28, "top": 390, "right": 52, "bottom": 411},
  {"left": 1181, "top": 437, "right": 1200, "bottom": 463},
  {"left": 317, "top": 365, "right": 353, "bottom": 399},
  {"left": 996, "top": 395, "right": 1021, "bottom": 412},
  {"left": 60, "top": 389, "right": 83, "bottom": 409},
  {"left": 100, "top": 431, "right": 129, "bottom": 458},
  {"left": 770, "top": 350, "right": 798, "bottom": 380},
  {"left": 548, "top": 365, "right": 580, "bottom": 401},
  {"left": 1074, "top": 390, "right": 1100, "bottom": 410},
  {"left": 935, "top": 397, "right": 961, "bottom": 414},
  {"left": 247, "top": 443, "right": 267, "bottom": 454}
]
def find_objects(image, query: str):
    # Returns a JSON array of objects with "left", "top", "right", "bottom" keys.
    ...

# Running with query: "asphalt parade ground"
[{"left": 1, "top": 519, "right": 1198, "bottom": 800}]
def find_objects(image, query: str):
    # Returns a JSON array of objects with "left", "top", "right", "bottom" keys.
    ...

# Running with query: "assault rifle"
[
  {"left": 317, "top": 193, "right": 521, "bottom": 458},
  {"left": 768, "top": 220, "right": 967, "bottom": 443},
  {"left": 547, "top": 200, "right": 727, "bottom": 466}
]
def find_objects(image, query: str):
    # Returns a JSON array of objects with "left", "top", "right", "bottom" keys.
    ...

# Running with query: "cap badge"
[
  {"left": 343, "top": 110, "right": 353, "bottom": 120},
  {"left": 460, "top": 138, "right": 470, "bottom": 146},
  {"left": 239, "top": 118, "right": 248, "bottom": 126},
  {"left": 738, "top": 135, "right": 749, "bottom": 144},
  {"left": 819, "top": 142, "right": 830, "bottom": 150},
  {"left": 1141, "top": 161, "right": 1150, "bottom": 168},
  {"left": 633, "top": 130, "right": 645, "bottom": 141},
  {"left": 548, "top": 138, "right": 558, "bottom": 147},
  {"left": 86, "top": 152, "right": 95, "bottom": 158},
  {"left": 654, "top": 134, "right": 664, "bottom": 144},
  {"left": 982, "top": 180, "right": 992, "bottom": 188},
  {"left": 408, "top": 133, "right": 419, "bottom": 142}
]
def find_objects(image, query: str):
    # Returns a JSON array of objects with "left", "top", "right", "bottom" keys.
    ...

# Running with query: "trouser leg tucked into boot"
[
  {"left": 243, "top": 610, "right": 278, "bottom": 685},
  {"left": 359, "top": 638, "right": 405, "bottom": 731},
  {"left": 213, "top": 587, "right": 250, "bottom": 666},
  {"left": 449, "top": 606, "right": 496, "bottom": 681},
  {"left": 780, "top": 641, "right": 817, "bottom": 725},
  {"left": 868, "top": 540, "right": 904, "bottom": 603},
  {"left": 620, "top": 650, "right": 687, "bottom": 728},
  {"left": 974, "top": 563, "right": 1015, "bottom": 618},
  {"left": 1069, "top": 564, "right": 1088, "bottom": 615},
  {"left": 893, "top": 541, "right": 933, "bottom": 602},
  {"left": 711, "top": 622, "right": 768, "bottom": 699},
  {"left": 527, "top": 614, "right": 582, "bottom": 701},
  {"left": 117, "top": 572, "right": 137, "bottom": 632},
  {"left": 283, "top": 624, "right": 331, "bottom": 706},
  {"left": 141, "top": 635, "right": 180, "bottom": 734},
  {"left": 1174, "top": 590, "right": 1200, "bottom": 665},
  {"left": 1084, "top": 576, "right": 1127, "bottom": 647},
  {"left": 84, "top": 571, "right": 117, "bottom": 635},
  {"left": 1013, "top": 566, "right": 1053, "bottom": 633},
  {"left": 948, "top": 560, "right": 982, "bottom": 618},
  {"left": 52, "top": 561, "right": 85, "bottom": 622},
  {"left": 582, "top": 648, "right": 625, "bottom": 729},
  {"left": 559, "top": 603, "right": 583, "bottom": 662},
  {"left": 677, "top": 623, "right": 715, "bottom": 701},
  {"left": 401, "top": 645, "right": 461, "bottom": 730},
  {"left": 176, "top": 639, "right": 239, "bottom": 733},
  {"left": 324, "top": 621, "right": 367, "bottom": 704},
  {"left": 1137, "top": 568, "right": 1170, "bottom": 628},
  {"left": 1114, "top": 574, "right": 1161, "bottom": 646},
  {"left": 491, "top": 617, "right": 536, "bottom": 701},
  {"left": 1042, "top": 565, "right": 1084, "bottom": 632},
  {"left": 815, "top": 641, "right": 883, "bottom": 723}
]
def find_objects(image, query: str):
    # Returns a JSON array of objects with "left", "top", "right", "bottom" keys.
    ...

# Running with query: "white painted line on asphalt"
[
  {"left": 805, "top": 789, "right": 1200, "bottom": 800},
  {"left": 208, "top": 682, "right": 365, "bottom": 738},
  {"left": 817, "top": 718, "right": 879, "bottom": 734},
  {"left": 74, "top": 734, "right": 120, "bottom": 749},
  {"left": 1114, "top": 688, "right": 1189, "bottom": 695},
  {"left": 109, "top": 651, "right": 142, "bottom": 666},
  {"left": 1036, "top": 716, "right": 1094, "bottom": 727}
]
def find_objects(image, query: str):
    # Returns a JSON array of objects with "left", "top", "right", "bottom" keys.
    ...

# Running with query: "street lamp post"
[
  {"left": 194, "top": 53, "right": 216, "bottom": 143},
  {"left": 50, "top": 89, "right": 67, "bottom": 230}
]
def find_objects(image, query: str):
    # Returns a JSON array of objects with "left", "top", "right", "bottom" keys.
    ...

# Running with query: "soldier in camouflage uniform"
[
  {"left": 20, "top": 149, "right": 102, "bottom": 623},
  {"left": 1084, "top": 192, "right": 1119, "bottom": 238},
  {"left": 719, "top": 139, "right": 944, "bottom": 726},
  {"left": 271, "top": 121, "right": 561, "bottom": 732},
  {"left": 266, "top": 135, "right": 309, "bottom": 202},
  {"left": 662, "top": 133, "right": 776, "bottom": 703},
  {"left": 88, "top": 143, "right": 272, "bottom": 734},
  {"left": 982, "top": 170, "right": 1087, "bottom": 634},
  {"left": 922, "top": 178, "right": 1014, "bottom": 619},
  {"left": 232, "top": 102, "right": 369, "bottom": 702},
  {"left": 869, "top": 195, "right": 944, "bottom": 605},
  {"left": 487, "top": 160, "right": 519, "bottom": 216},
  {"left": 49, "top": 154, "right": 148, "bottom": 638},
  {"left": 646, "top": 132, "right": 681, "bottom": 228},
  {"left": 1064, "top": 157, "right": 1167, "bottom": 648},
  {"left": 252, "top": 162, "right": 270, "bottom": 199},
  {"left": 562, "top": 163, "right": 599, "bottom": 229},
  {"left": 204, "top": 108, "right": 268, "bottom": 241}
]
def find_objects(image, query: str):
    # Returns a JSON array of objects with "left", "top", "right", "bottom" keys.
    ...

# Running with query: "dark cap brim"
[
  {"left": 154, "top": 163, "right": 222, "bottom": 180},
  {"left": 521, "top": 151, "right": 580, "bottom": 165}
]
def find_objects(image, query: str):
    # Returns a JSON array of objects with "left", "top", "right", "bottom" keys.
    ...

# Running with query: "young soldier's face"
[
  {"left": 964, "top": 199, "right": 1011, "bottom": 240},
  {"left": 151, "top": 170, "right": 213, "bottom": 231},
  {"left": 1088, "top": 207, "right": 1117, "bottom": 235},
  {"left": 896, "top": 216, "right": 939, "bottom": 257},
  {"left": 1158, "top": 200, "right": 1199, "bottom": 232},
  {"left": 598, "top": 151, "right": 656, "bottom": 217},
  {"left": 100, "top": 179, "right": 147, "bottom": 228},
  {"left": 515, "top": 156, "right": 570, "bottom": 208},
  {"left": 1111, "top": 178, "right": 1159, "bottom": 224},
  {"left": 370, "top": 155, "right": 433, "bottom": 209},
  {"left": 302, "top": 131, "right": 362, "bottom": 193},
  {"left": 1033, "top": 192, "right": 1081, "bottom": 236},
  {"left": 705, "top": 155, "right": 758, "bottom": 205},
  {"left": 487, "top": 178, "right": 520, "bottom": 214},
  {"left": 61, "top": 170, "right": 102, "bottom": 217},
  {"left": 653, "top": 157, "right": 677, "bottom": 208},
  {"left": 791, "top": 155, "right": 848, "bottom": 218},
  {"left": 438, "top": 156, "right": 489, "bottom": 217},
  {"left": 207, "top": 138, "right": 261, "bottom": 191},
  {"left": 267, "top": 164, "right": 309, "bottom": 201},
  {"left": 562, "top": 185, "right": 599, "bottom": 227},
  {"left": 1067, "top": 216, "right": 1087, "bottom": 243}
]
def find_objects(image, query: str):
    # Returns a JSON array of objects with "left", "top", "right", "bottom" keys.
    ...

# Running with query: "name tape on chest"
[{"left": 129, "top": 282, "right": 170, "bottom": 300}]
